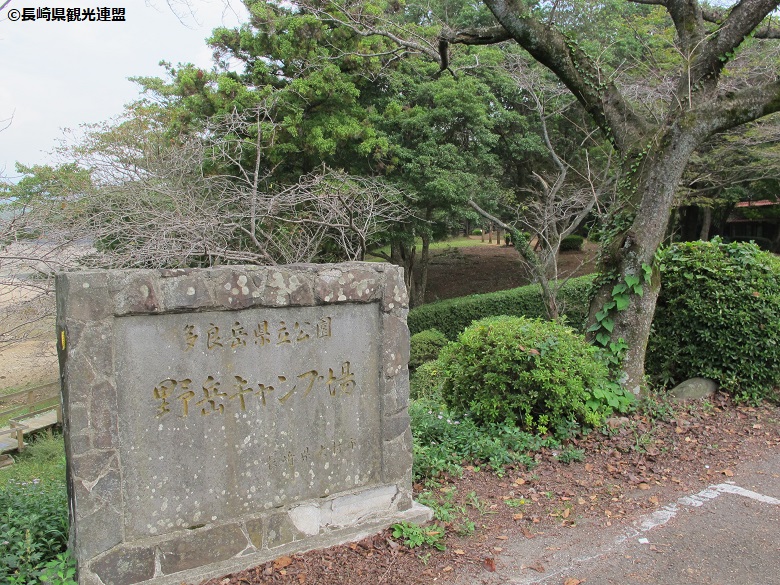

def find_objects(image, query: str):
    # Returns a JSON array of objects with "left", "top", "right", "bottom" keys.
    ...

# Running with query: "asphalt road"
[{"left": 458, "top": 450, "right": 780, "bottom": 585}]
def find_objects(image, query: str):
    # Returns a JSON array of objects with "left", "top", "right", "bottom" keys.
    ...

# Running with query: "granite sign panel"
[{"left": 56, "top": 263, "right": 429, "bottom": 585}]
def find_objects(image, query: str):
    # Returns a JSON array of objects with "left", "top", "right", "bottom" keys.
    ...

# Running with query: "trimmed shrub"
[
  {"left": 472, "top": 229, "right": 483, "bottom": 236},
  {"left": 438, "top": 316, "right": 633, "bottom": 434},
  {"left": 408, "top": 274, "right": 594, "bottom": 340},
  {"left": 647, "top": 239, "right": 780, "bottom": 403},
  {"left": 560, "top": 234, "right": 585, "bottom": 251},
  {"left": 410, "top": 360, "right": 444, "bottom": 400},
  {"left": 409, "top": 328, "right": 449, "bottom": 371}
]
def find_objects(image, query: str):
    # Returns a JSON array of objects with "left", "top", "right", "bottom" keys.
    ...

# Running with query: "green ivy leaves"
[{"left": 590, "top": 262, "right": 653, "bottom": 366}]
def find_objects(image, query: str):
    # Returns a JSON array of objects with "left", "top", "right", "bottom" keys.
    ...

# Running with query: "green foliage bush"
[
  {"left": 391, "top": 521, "right": 446, "bottom": 550},
  {"left": 647, "top": 239, "right": 780, "bottom": 402},
  {"left": 0, "top": 434, "right": 70, "bottom": 584},
  {"left": 560, "top": 234, "right": 585, "bottom": 251},
  {"left": 0, "top": 479, "right": 69, "bottom": 583},
  {"left": 409, "top": 328, "right": 449, "bottom": 372},
  {"left": 410, "top": 360, "right": 444, "bottom": 400},
  {"left": 438, "top": 316, "right": 633, "bottom": 433},
  {"left": 471, "top": 229, "right": 483, "bottom": 236},
  {"left": 409, "top": 398, "right": 557, "bottom": 480},
  {"left": 408, "top": 274, "right": 594, "bottom": 339}
]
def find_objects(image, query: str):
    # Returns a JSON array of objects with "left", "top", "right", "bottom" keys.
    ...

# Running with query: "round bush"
[
  {"left": 472, "top": 229, "right": 483, "bottom": 236},
  {"left": 647, "top": 239, "right": 780, "bottom": 402},
  {"left": 438, "top": 316, "right": 617, "bottom": 434},
  {"left": 409, "top": 328, "right": 449, "bottom": 371},
  {"left": 410, "top": 360, "right": 445, "bottom": 400},
  {"left": 560, "top": 234, "right": 584, "bottom": 251}
]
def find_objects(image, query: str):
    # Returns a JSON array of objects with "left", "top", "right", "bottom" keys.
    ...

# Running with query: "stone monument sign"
[{"left": 56, "top": 263, "right": 428, "bottom": 585}]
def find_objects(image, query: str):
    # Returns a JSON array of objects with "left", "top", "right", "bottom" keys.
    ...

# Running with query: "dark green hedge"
[
  {"left": 560, "top": 234, "right": 585, "bottom": 251},
  {"left": 409, "top": 328, "right": 449, "bottom": 371},
  {"left": 408, "top": 275, "right": 595, "bottom": 339},
  {"left": 647, "top": 239, "right": 780, "bottom": 402}
]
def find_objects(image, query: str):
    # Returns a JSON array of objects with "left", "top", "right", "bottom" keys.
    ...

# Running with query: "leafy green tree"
[
  {"left": 367, "top": 59, "right": 511, "bottom": 304},
  {"left": 294, "top": 0, "right": 780, "bottom": 391},
  {"left": 444, "top": 0, "right": 780, "bottom": 391},
  {"left": 151, "top": 0, "right": 533, "bottom": 305}
]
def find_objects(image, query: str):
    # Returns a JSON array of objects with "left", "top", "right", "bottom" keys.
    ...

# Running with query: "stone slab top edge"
[{"left": 55, "top": 262, "right": 408, "bottom": 318}]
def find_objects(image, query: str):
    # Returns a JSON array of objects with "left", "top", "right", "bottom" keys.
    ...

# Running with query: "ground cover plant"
[
  {"left": 0, "top": 433, "right": 72, "bottom": 584},
  {"left": 409, "top": 397, "right": 559, "bottom": 481}
]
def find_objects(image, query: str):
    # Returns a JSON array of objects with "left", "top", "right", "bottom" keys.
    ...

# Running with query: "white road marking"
[{"left": 509, "top": 481, "right": 779, "bottom": 584}]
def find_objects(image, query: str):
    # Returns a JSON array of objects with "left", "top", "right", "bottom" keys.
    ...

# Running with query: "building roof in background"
[{"left": 735, "top": 200, "right": 778, "bottom": 208}]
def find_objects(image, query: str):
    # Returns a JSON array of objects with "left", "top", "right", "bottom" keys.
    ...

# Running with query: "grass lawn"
[
  {"left": 0, "top": 432, "right": 66, "bottom": 485},
  {"left": 366, "top": 236, "right": 502, "bottom": 261}
]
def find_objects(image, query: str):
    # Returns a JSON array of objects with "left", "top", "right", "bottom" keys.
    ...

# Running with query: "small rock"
[
  {"left": 669, "top": 378, "right": 718, "bottom": 400},
  {"left": 606, "top": 416, "right": 630, "bottom": 429}
]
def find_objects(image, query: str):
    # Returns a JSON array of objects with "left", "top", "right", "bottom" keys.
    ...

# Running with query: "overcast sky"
[{"left": 0, "top": 0, "right": 248, "bottom": 179}]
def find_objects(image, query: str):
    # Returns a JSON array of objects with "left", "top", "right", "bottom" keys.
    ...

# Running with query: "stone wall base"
[{"left": 82, "top": 484, "right": 431, "bottom": 585}]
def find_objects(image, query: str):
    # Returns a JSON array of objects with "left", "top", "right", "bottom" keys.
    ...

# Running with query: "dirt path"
[
  {"left": 0, "top": 339, "right": 58, "bottom": 391},
  {"left": 424, "top": 240, "right": 598, "bottom": 304},
  {"left": 0, "top": 281, "right": 59, "bottom": 391}
]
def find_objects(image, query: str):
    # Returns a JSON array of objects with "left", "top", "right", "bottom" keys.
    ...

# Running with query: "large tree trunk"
[
  {"left": 699, "top": 207, "right": 713, "bottom": 241},
  {"left": 587, "top": 129, "right": 699, "bottom": 393},
  {"left": 410, "top": 234, "right": 431, "bottom": 307}
]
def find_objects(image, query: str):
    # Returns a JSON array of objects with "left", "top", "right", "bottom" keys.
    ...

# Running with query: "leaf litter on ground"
[{"left": 197, "top": 393, "right": 780, "bottom": 585}]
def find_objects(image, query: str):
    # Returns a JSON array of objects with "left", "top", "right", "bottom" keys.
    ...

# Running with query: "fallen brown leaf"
[
  {"left": 273, "top": 556, "right": 293, "bottom": 570},
  {"left": 484, "top": 557, "right": 497, "bottom": 572},
  {"left": 564, "top": 578, "right": 584, "bottom": 585},
  {"left": 453, "top": 549, "right": 466, "bottom": 555}
]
